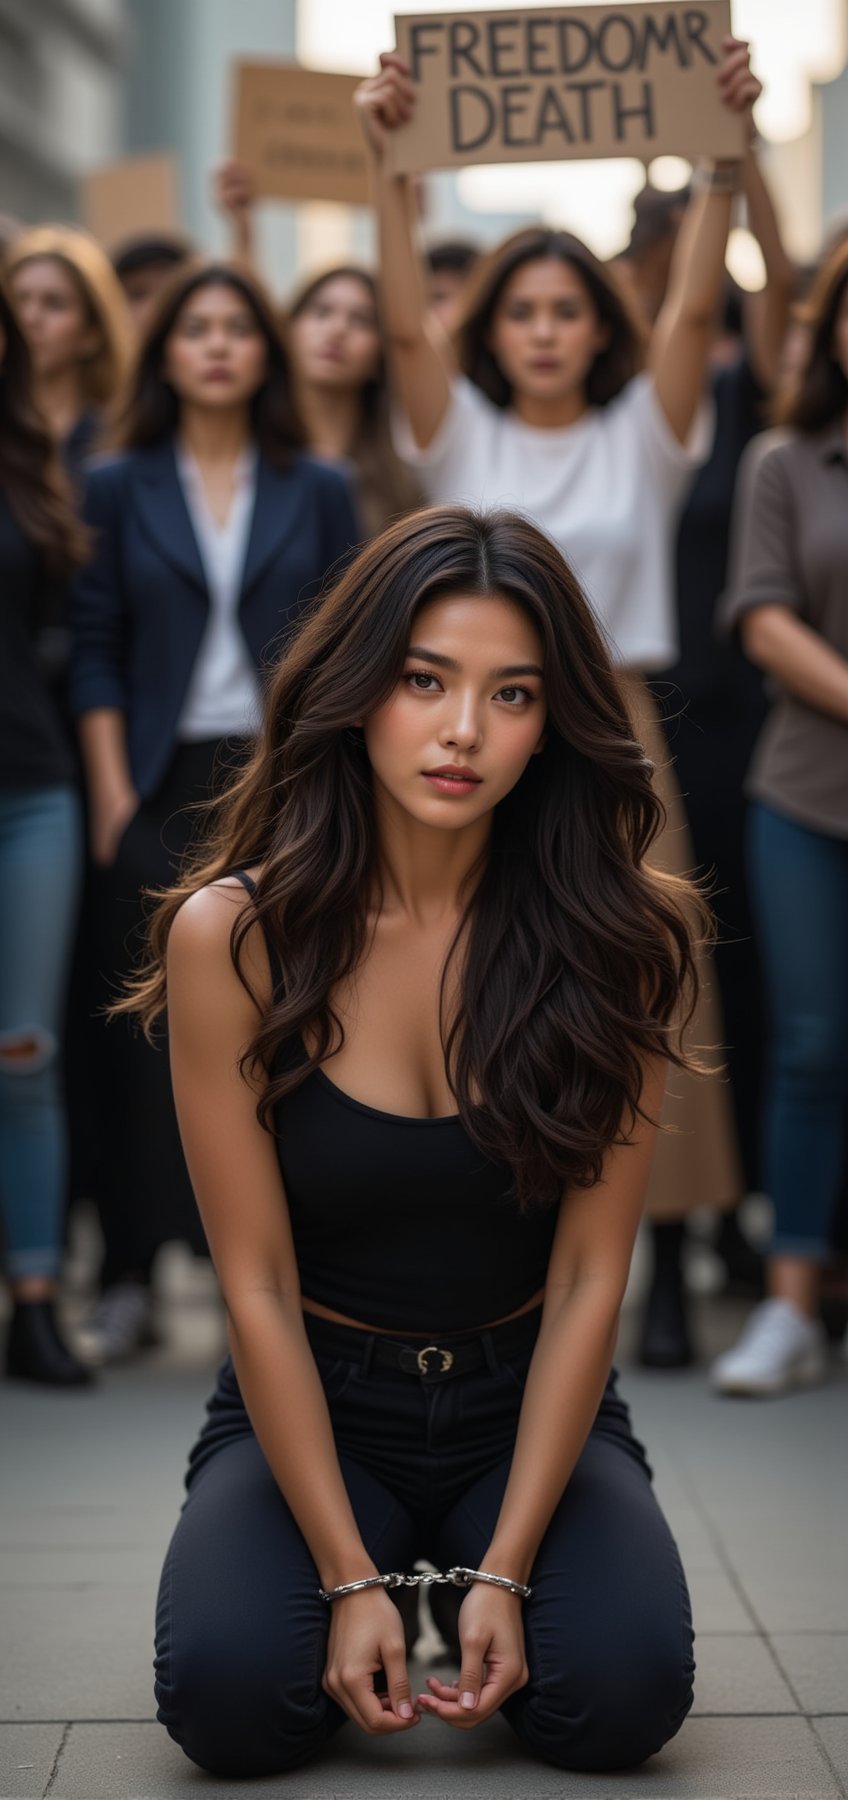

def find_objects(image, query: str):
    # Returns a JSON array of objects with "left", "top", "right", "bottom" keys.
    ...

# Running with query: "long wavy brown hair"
[
  {"left": 124, "top": 505, "right": 705, "bottom": 1210},
  {"left": 0, "top": 285, "right": 88, "bottom": 573}
]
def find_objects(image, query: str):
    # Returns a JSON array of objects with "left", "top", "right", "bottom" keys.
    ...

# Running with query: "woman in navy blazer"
[{"left": 70, "top": 260, "right": 360, "bottom": 1361}]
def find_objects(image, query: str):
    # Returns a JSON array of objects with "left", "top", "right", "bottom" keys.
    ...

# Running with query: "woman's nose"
[{"left": 440, "top": 697, "right": 481, "bottom": 749}]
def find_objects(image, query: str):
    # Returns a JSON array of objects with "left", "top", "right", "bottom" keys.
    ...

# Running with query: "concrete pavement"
[{"left": 1, "top": 1246, "right": 846, "bottom": 1800}]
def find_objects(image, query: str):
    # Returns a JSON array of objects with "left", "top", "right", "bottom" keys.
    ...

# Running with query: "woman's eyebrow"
[{"left": 406, "top": 644, "right": 544, "bottom": 680}]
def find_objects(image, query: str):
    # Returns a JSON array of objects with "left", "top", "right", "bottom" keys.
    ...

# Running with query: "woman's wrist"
[
  {"left": 480, "top": 1540, "right": 535, "bottom": 1588},
  {"left": 92, "top": 776, "right": 135, "bottom": 812},
  {"left": 693, "top": 158, "right": 741, "bottom": 195},
  {"left": 318, "top": 1552, "right": 380, "bottom": 1592}
]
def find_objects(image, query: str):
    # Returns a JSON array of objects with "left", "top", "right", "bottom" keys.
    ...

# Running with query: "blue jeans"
[
  {"left": 748, "top": 802, "right": 848, "bottom": 1258},
  {"left": 0, "top": 786, "right": 82, "bottom": 1280},
  {"left": 155, "top": 1311, "right": 695, "bottom": 1778}
]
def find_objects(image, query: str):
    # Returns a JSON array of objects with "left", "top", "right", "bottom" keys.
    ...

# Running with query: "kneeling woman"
[{"left": 126, "top": 506, "right": 700, "bottom": 1777}]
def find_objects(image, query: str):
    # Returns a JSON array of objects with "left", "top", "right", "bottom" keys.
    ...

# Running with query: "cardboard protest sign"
[
  {"left": 81, "top": 155, "right": 182, "bottom": 250},
  {"left": 234, "top": 62, "right": 370, "bottom": 207},
  {"left": 387, "top": 0, "right": 745, "bottom": 173}
]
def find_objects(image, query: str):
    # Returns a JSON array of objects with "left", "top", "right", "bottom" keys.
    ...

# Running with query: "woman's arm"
[
  {"left": 742, "top": 607, "right": 848, "bottom": 723},
  {"left": 355, "top": 54, "right": 452, "bottom": 449},
  {"left": 78, "top": 708, "right": 137, "bottom": 867},
  {"left": 166, "top": 884, "right": 419, "bottom": 1737},
  {"left": 70, "top": 466, "right": 137, "bottom": 865},
  {"left": 725, "top": 441, "right": 848, "bottom": 721},
  {"left": 650, "top": 36, "right": 761, "bottom": 444},
  {"left": 739, "top": 147, "right": 796, "bottom": 391},
  {"left": 211, "top": 159, "right": 257, "bottom": 264},
  {"left": 419, "top": 1054, "right": 668, "bottom": 1727}
]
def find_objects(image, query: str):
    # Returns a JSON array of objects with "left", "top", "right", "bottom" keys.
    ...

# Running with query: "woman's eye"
[
  {"left": 497, "top": 686, "right": 531, "bottom": 704},
  {"left": 405, "top": 671, "right": 440, "bottom": 691}
]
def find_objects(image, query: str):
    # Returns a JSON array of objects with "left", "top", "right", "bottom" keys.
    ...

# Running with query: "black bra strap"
[
  {"left": 230, "top": 869, "right": 286, "bottom": 1004},
  {"left": 230, "top": 867, "right": 256, "bottom": 897}
]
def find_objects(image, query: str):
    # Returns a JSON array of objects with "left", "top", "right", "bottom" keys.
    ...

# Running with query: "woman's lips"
[{"left": 422, "top": 771, "right": 482, "bottom": 796}]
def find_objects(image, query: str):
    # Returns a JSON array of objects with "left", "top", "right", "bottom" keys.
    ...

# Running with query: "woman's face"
[
  {"left": 290, "top": 275, "right": 381, "bottom": 392},
  {"left": 9, "top": 256, "right": 100, "bottom": 379},
  {"left": 161, "top": 282, "right": 269, "bottom": 410},
  {"left": 363, "top": 592, "right": 547, "bottom": 832},
  {"left": 487, "top": 256, "right": 609, "bottom": 405}
]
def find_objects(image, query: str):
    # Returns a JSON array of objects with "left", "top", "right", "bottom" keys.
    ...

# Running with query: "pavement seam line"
[
  {"left": 810, "top": 1716, "right": 848, "bottom": 1800},
  {"left": 41, "top": 1720, "right": 70, "bottom": 1798}
]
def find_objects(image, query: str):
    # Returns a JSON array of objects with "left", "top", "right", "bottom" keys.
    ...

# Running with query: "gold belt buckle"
[{"left": 416, "top": 1344, "right": 455, "bottom": 1376}]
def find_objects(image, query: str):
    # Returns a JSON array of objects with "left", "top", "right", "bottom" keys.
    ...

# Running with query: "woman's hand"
[
  {"left": 416, "top": 1584, "right": 529, "bottom": 1728},
  {"left": 90, "top": 786, "right": 138, "bottom": 868},
  {"left": 211, "top": 159, "right": 256, "bottom": 258},
  {"left": 323, "top": 1588, "right": 420, "bottom": 1735},
  {"left": 212, "top": 159, "right": 256, "bottom": 219},
  {"left": 716, "top": 34, "right": 762, "bottom": 131},
  {"left": 353, "top": 53, "right": 415, "bottom": 162}
]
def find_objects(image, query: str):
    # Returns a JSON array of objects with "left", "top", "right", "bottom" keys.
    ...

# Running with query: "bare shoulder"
[
  {"left": 167, "top": 872, "right": 270, "bottom": 1008},
  {"left": 168, "top": 879, "right": 251, "bottom": 960}
]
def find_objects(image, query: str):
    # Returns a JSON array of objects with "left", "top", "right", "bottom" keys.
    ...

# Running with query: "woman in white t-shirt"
[{"left": 354, "top": 36, "right": 761, "bottom": 1367}]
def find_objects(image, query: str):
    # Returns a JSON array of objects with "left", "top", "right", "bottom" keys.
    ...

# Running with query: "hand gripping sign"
[{"left": 385, "top": 0, "right": 745, "bottom": 174}]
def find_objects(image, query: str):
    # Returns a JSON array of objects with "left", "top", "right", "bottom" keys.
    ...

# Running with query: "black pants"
[
  {"left": 93, "top": 738, "right": 246, "bottom": 1286},
  {"left": 154, "top": 1311, "right": 695, "bottom": 1778}
]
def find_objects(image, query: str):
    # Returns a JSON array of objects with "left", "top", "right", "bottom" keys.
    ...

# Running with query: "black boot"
[
  {"left": 715, "top": 1209, "right": 765, "bottom": 1298},
  {"left": 5, "top": 1299, "right": 94, "bottom": 1387},
  {"left": 638, "top": 1221, "right": 694, "bottom": 1369}
]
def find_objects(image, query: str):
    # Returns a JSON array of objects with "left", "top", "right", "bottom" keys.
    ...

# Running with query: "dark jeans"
[
  {"left": 92, "top": 738, "right": 246, "bottom": 1286},
  {"left": 749, "top": 802, "right": 848, "bottom": 1257},
  {"left": 0, "top": 785, "right": 82, "bottom": 1279},
  {"left": 155, "top": 1311, "right": 695, "bottom": 1778}
]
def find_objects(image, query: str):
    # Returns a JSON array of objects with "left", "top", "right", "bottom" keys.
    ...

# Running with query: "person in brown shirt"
[{"left": 714, "top": 240, "right": 848, "bottom": 1396}]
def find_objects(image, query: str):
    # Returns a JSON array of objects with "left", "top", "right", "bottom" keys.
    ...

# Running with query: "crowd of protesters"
[{"left": 1, "top": 44, "right": 847, "bottom": 1405}]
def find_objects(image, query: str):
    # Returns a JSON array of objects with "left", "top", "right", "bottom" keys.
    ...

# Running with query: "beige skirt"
[{"left": 618, "top": 675, "right": 743, "bottom": 1221}]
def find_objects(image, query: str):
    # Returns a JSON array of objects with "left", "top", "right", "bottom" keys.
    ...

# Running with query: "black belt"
[{"left": 304, "top": 1307, "right": 541, "bottom": 1381}]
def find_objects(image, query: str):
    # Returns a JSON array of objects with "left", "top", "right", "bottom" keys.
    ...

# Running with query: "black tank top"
[{"left": 233, "top": 872, "right": 556, "bottom": 1332}]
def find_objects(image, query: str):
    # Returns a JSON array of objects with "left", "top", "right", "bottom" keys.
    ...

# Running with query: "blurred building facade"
[
  {"left": 0, "top": 0, "right": 125, "bottom": 226},
  {"left": 123, "top": 0, "right": 297, "bottom": 278}
]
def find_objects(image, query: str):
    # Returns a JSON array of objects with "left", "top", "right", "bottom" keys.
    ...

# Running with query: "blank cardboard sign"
[
  {"left": 81, "top": 154, "right": 182, "bottom": 251},
  {"left": 234, "top": 62, "right": 370, "bottom": 206},
  {"left": 387, "top": 0, "right": 745, "bottom": 173}
]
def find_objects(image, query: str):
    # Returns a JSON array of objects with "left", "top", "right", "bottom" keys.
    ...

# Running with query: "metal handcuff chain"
[{"left": 319, "top": 1566, "right": 532, "bottom": 1602}]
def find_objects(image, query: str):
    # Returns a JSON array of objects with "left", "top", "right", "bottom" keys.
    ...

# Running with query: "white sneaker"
[
  {"left": 75, "top": 1283, "right": 157, "bottom": 1366},
  {"left": 710, "top": 1298, "right": 827, "bottom": 1397}
]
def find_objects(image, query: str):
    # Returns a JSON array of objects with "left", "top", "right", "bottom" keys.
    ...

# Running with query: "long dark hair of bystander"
[
  {"left": 286, "top": 265, "right": 421, "bottom": 535},
  {"left": 0, "top": 285, "right": 87, "bottom": 572},
  {"left": 774, "top": 239, "right": 848, "bottom": 431}
]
